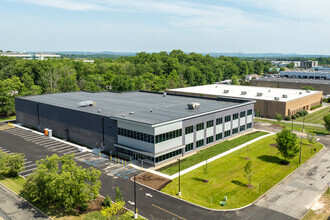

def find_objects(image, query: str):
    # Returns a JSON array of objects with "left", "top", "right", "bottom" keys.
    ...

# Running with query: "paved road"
[
  {"left": 0, "top": 183, "right": 49, "bottom": 220},
  {"left": 254, "top": 121, "right": 330, "bottom": 219},
  {"left": 0, "top": 123, "right": 297, "bottom": 220}
]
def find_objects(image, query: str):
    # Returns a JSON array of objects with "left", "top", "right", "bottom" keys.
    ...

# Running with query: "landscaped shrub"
[
  {"left": 285, "top": 116, "right": 291, "bottom": 121},
  {"left": 297, "top": 111, "right": 304, "bottom": 117},
  {"left": 311, "top": 104, "right": 322, "bottom": 110},
  {"left": 294, "top": 114, "right": 299, "bottom": 119},
  {"left": 291, "top": 115, "right": 297, "bottom": 120}
]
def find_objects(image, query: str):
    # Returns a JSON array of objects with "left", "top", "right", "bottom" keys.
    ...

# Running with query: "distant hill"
[{"left": 24, "top": 51, "right": 330, "bottom": 58}]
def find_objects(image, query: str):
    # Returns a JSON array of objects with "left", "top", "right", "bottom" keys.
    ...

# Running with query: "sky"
[{"left": 1, "top": 0, "right": 330, "bottom": 54}]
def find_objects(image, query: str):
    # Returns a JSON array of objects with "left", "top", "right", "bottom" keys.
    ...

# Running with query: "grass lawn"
[
  {"left": 255, "top": 118, "right": 328, "bottom": 135},
  {"left": 0, "top": 172, "right": 143, "bottom": 220},
  {"left": 161, "top": 135, "right": 323, "bottom": 209},
  {"left": 296, "top": 107, "right": 330, "bottom": 125},
  {"left": 302, "top": 188, "right": 330, "bottom": 220},
  {"left": 0, "top": 116, "right": 16, "bottom": 121},
  {"left": 158, "top": 131, "right": 268, "bottom": 175}
]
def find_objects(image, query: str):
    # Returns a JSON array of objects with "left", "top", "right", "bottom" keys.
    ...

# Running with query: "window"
[
  {"left": 240, "top": 125, "right": 245, "bottom": 131},
  {"left": 207, "top": 120, "right": 214, "bottom": 128},
  {"left": 247, "top": 123, "right": 252, "bottom": 129},
  {"left": 185, "top": 143, "right": 194, "bottom": 152},
  {"left": 216, "top": 117, "right": 223, "bottom": 125},
  {"left": 240, "top": 111, "right": 246, "bottom": 118},
  {"left": 216, "top": 133, "right": 222, "bottom": 140},
  {"left": 155, "top": 129, "right": 182, "bottom": 144},
  {"left": 225, "top": 115, "right": 231, "bottom": 122},
  {"left": 118, "top": 127, "right": 154, "bottom": 143},
  {"left": 196, "top": 123, "right": 204, "bottom": 131},
  {"left": 224, "top": 130, "right": 231, "bottom": 137},
  {"left": 247, "top": 109, "right": 252, "bottom": 116},
  {"left": 196, "top": 139, "right": 204, "bottom": 148},
  {"left": 185, "top": 125, "right": 193, "bottom": 134},
  {"left": 206, "top": 136, "right": 214, "bottom": 144},
  {"left": 155, "top": 149, "right": 182, "bottom": 163},
  {"left": 232, "top": 128, "right": 238, "bottom": 134},
  {"left": 233, "top": 113, "right": 239, "bottom": 120}
]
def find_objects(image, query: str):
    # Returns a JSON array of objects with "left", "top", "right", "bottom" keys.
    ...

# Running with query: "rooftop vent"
[
  {"left": 241, "top": 91, "right": 247, "bottom": 95},
  {"left": 163, "top": 92, "right": 166, "bottom": 97},
  {"left": 129, "top": 112, "right": 134, "bottom": 115},
  {"left": 150, "top": 109, "right": 153, "bottom": 112},
  {"left": 274, "top": 97, "right": 280, "bottom": 101},
  {"left": 78, "top": 100, "right": 95, "bottom": 107},
  {"left": 299, "top": 92, "right": 302, "bottom": 94},
  {"left": 98, "top": 109, "right": 101, "bottom": 113},
  {"left": 224, "top": 90, "right": 229, "bottom": 94},
  {"left": 282, "top": 94, "right": 288, "bottom": 98},
  {"left": 306, "top": 90, "right": 311, "bottom": 93},
  {"left": 187, "top": 102, "right": 200, "bottom": 110},
  {"left": 257, "top": 92, "right": 263, "bottom": 97},
  {"left": 268, "top": 90, "right": 271, "bottom": 92},
  {"left": 122, "top": 114, "right": 125, "bottom": 117}
]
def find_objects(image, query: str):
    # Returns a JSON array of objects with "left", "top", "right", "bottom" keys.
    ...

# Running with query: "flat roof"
[
  {"left": 167, "top": 84, "right": 321, "bottom": 102},
  {"left": 17, "top": 91, "right": 253, "bottom": 126},
  {"left": 253, "top": 77, "right": 330, "bottom": 85}
]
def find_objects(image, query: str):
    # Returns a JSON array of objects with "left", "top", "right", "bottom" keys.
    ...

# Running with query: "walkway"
[
  {"left": 0, "top": 183, "right": 49, "bottom": 220},
  {"left": 258, "top": 117, "right": 324, "bottom": 127}
]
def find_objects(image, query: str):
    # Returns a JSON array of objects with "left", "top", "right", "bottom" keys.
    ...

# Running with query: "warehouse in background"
[
  {"left": 252, "top": 77, "right": 330, "bottom": 95},
  {"left": 15, "top": 91, "right": 254, "bottom": 166},
  {"left": 166, "top": 84, "right": 323, "bottom": 119}
]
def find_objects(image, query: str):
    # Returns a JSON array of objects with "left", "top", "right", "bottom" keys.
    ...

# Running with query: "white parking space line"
[
  {"left": 52, "top": 146, "right": 73, "bottom": 152},
  {"left": 25, "top": 164, "right": 37, "bottom": 168},
  {"left": 3, "top": 150, "right": 10, "bottom": 153},
  {"left": 103, "top": 163, "right": 121, "bottom": 170},
  {"left": 7, "top": 132, "right": 35, "bottom": 137},
  {"left": 19, "top": 167, "right": 37, "bottom": 174},
  {"left": 35, "top": 139, "right": 56, "bottom": 145},
  {"left": 48, "top": 144, "right": 68, "bottom": 150},
  {"left": 44, "top": 143, "right": 64, "bottom": 148},
  {"left": 63, "top": 150, "right": 78, "bottom": 155},
  {"left": 75, "top": 153, "right": 94, "bottom": 159},
  {"left": 74, "top": 151, "right": 88, "bottom": 156},
  {"left": 24, "top": 137, "right": 47, "bottom": 141},
  {"left": 24, "top": 161, "right": 32, "bottom": 164}
]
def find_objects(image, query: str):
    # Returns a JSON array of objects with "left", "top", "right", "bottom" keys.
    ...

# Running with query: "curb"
[
  {"left": 133, "top": 138, "right": 327, "bottom": 212},
  {"left": 0, "top": 182, "right": 52, "bottom": 220}
]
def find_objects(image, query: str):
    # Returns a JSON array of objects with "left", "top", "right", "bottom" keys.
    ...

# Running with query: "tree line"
[{"left": 0, "top": 50, "right": 273, "bottom": 118}]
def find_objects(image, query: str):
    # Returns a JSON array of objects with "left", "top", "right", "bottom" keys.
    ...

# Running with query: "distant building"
[
  {"left": 245, "top": 74, "right": 260, "bottom": 81},
  {"left": 271, "top": 60, "right": 318, "bottom": 68},
  {"left": 251, "top": 78, "right": 330, "bottom": 95},
  {"left": 167, "top": 84, "right": 323, "bottom": 118},
  {"left": 0, "top": 52, "right": 60, "bottom": 60},
  {"left": 279, "top": 71, "right": 330, "bottom": 80}
]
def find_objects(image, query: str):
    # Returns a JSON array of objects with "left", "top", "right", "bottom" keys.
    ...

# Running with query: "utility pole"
[
  {"left": 178, "top": 158, "right": 181, "bottom": 196},
  {"left": 299, "top": 136, "right": 303, "bottom": 164},
  {"left": 134, "top": 175, "right": 137, "bottom": 219}
]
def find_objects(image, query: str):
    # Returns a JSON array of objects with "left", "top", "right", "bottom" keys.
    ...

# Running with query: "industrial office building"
[
  {"left": 1, "top": 52, "right": 60, "bottom": 60},
  {"left": 167, "top": 84, "right": 323, "bottom": 118},
  {"left": 15, "top": 91, "right": 254, "bottom": 166},
  {"left": 279, "top": 71, "right": 330, "bottom": 80},
  {"left": 251, "top": 78, "right": 330, "bottom": 95}
]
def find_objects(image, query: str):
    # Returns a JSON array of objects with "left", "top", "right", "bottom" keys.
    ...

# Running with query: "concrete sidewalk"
[
  {"left": 255, "top": 144, "right": 330, "bottom": 219},
  {"left": 258, "top": 117, "right": 324, "bottom": 128}
]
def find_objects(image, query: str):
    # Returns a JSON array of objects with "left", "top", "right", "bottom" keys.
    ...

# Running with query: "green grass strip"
[
  {"left": 161, "top": 135, "right": 323, "bottom": 209},
  {"left": 158, "top": 131, "right": 268, "bottom": 175}
]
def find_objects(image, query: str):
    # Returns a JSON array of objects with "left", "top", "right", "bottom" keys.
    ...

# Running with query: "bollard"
[
  {"left": 99, "top": 152, "right": 101, "bottom": 157},
  {"left": 142, "top": 165, "right": 143, "bottom": 171}
]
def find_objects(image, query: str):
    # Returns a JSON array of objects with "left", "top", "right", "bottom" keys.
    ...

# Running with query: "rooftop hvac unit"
[
  {"left": 187, "top": 102, "right": 200, "bottom": 110},
  {"left": 306, "top": 90, "right": 311, "bottom": 93},
  {"left": 282, "top": 94, "right": 288, "bottom": 98},
  {"left": 224, "top": 90, "right": 229, "bottom": 93},
  {"left": 257, "top": 92, "right": 263, "bottom": 97},
  {"left": 78, "top": 100, "right": 95, "bottom": 107},
  {"left": 274, "top": 97, "right": 280, "bottom": 101},
  {"left": 241, "top": 91, "right": 247, "bottom": 95}
]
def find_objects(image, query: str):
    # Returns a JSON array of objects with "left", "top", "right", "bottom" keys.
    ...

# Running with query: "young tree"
[
  {"left": 203, "top": 160, "right": 208, "bottom": 182},
  {"left": 276, "top": 129, "right": 299, "bottom": 164},
  {"left": 102, "top": 195, "right": 112, "bottom": 207},
  {"left": 7, "top": 153, "right": 25, "bottom": 177},
  {"left": 23, "top": 154, "right": 101, "bottom": 212},
  {"left": 231, "top": 75, "right": 239, "bottom": 85},
  {"left": 115, "top": 187, "right": 123, "bottom": 203},
  {"left": 324, "top": 114, "right": 330, "bottom": 134},
  {"left": 275, "top": 113, "right": 283, "bottom": 124},
  {"left": 244, "top": 161, "right": 253, "bottom": 187}
]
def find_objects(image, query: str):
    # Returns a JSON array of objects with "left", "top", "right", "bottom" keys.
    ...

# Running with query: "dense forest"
[{"left": 0, "top": 50, "right": 274, "bottom": 118}]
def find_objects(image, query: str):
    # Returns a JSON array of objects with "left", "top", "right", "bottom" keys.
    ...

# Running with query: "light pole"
[
  {"left": 291, "top": 116, "right": 294, "bottom": 132},
  {"left": 134, "top": 175, "right": 137, "bottom": 219},
  {"left": 302, "top": 114, "right": 305, "bottom": 133},
  {"left": 299, "top": 136, "right": 303, "bottom": 164},
  {"left": 178, "top": 158, "right": 181, "bottom": 196}
]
